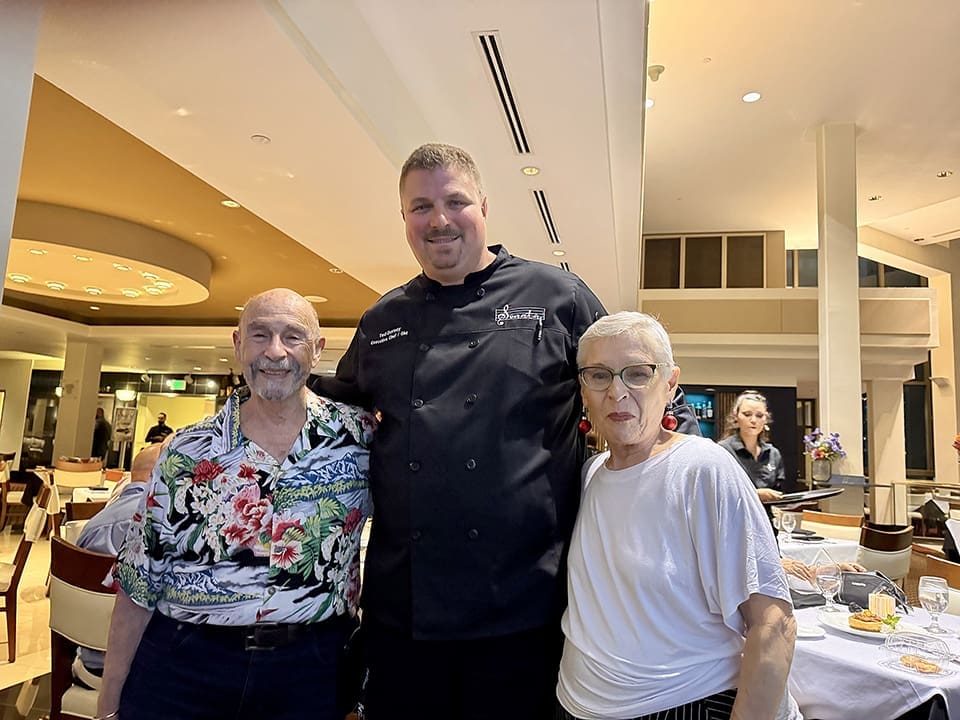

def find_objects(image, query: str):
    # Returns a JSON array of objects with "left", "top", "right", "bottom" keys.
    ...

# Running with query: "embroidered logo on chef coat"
[
  {"left": 369, "top": 326, "right": 409, "bottom": 346},
  {"left": 494, "top": 304, "right": 546, "bottom": 326}
]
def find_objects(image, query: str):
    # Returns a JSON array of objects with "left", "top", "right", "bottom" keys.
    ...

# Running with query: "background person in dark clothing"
[
  {"left": 91, "top": 407, "right": 112, "bottom": 461},
  {"left": 144, "top": 412, "right": 173, "bottom": 444}
]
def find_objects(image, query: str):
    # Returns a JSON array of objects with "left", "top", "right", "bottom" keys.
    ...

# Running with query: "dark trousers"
[
  {"left": 120, "top": 612, "right": 352, "bottom": 720},
  {"left": 555, "top": 689, "right": 737, "bottom": 720},
  {"left": 363, "top": 620, "right": 563, "bottom": 720}
]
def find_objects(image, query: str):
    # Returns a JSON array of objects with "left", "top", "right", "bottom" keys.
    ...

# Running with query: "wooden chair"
[
  {"left": 64, "top": 501, "right": 107, "bottom": 523},
  {"left": 0, "top": 535, "right": 33, "bottom": 662},
  {"left": 925, "top": 555, "right": 960, "bottom": 588},
  {"left": 801, "top": 509, "right": 864, "bottom": 541},
  {"left": 49, "top": 536, "right": 117, "bottom": 720},
  {"left": 0, "top": 452, "right": 27, "bottom": 531},
  {"left": 857, "top": 524, "right": 914, "bottom": 585}
]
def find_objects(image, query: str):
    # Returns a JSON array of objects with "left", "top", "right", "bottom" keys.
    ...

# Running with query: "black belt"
[{"left": 153, "top": 611, "right": 353, "bottom": 651}]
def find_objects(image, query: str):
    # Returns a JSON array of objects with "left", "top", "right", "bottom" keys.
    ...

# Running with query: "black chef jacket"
[{"left": 311, "top": 245, "right": 697, "bottom": 640}]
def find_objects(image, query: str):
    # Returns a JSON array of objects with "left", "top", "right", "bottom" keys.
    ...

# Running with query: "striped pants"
[{"left": 555, "top": 688, "right": 737, "bottom": 720}]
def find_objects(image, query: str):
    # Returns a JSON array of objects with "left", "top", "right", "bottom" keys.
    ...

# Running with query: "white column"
[
  {"left": 816, "top": 123, "right": 864, "bottom": 477},
  {"left": 0, "top": 2, "right": 41, "bottom": 301},
  {"left": 866, "top": 378, "right": 908, "bottom": 525},
  {"left": 931, "top": 274, "right": 960, "bottom": 484},
  {"left": 53, "top": 339, "right": 104, "bottom": 460},
  {"left": 0, "top": 359, "right": 34, "bottom": 466}
]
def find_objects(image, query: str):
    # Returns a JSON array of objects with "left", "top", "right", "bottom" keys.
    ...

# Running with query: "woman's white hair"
[{"left": 577, "top": 311, "right": 676, "bottom": 370}]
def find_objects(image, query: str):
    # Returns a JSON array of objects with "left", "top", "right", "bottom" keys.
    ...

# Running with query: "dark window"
[
  {"left": 684, "top": 235, "right": 722, "bottom": 288},
  {"left": 858, "top": 258, "right": 880, "bottom": 287},
  {"left": 797, "top": 250, "right": 818, "bottom": 287},
  {"left": 786, "top": 251, "right": 795, "bottom": 288},
  {"left": 643, "top": 237, "right": 680, "bottom": 289},
  {"left": 883, "top": 264, "right": 926, "bottom": 287},
  {"left": 727, "top": 235, "right": 764, "bottom": 288}
]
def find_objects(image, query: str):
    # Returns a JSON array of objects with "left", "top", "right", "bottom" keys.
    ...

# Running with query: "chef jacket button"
[
  {"left": 468, "top": 339, "right": 479, "bottom": 348},
  {"left": 476, "top": 287, "right": 486, "bottom": 298},
  {"left": 464, "top": 394, "right": 477, "bottom": 408},
  {"left": 419, "top": 343, "right": 430, "bottom": 352},
  {"left": 412, "top": 529, "right": 422, "bottom": 541},
  {"left": 425, "top": 292, "right": 436, "bottom": 301},
  {"left": 467, "top": 528, "right": 479, "bottom": 540},
  {"left": 465, "top": 458, "right": 477, "bottom": 471},
  {"left": 412, "top": 398, "right": 424, "bottom": 408},
  {"left": 408, "top": 461, "right": 421, "bottom": 472}
]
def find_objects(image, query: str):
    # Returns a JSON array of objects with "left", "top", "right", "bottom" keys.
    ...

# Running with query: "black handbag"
[{"left": 838, "top": 571, "right": 910, "bottom": 613}]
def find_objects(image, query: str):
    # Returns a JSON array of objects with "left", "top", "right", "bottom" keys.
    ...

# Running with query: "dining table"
[
  {"left": 790, "top": 605, "right": 960, "bottom": 719},
  {"left": 779, "top": 536, "right": 861, "bottom": 566}
]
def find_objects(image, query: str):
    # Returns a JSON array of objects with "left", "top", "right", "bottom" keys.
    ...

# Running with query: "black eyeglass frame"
[{"left": 577, "top": 363, "right": 669, "bottom": 391}]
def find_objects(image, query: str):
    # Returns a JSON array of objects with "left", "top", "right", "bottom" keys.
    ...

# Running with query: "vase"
[{"left": 811, "top": 458, "right": 832, "bottom": 483}]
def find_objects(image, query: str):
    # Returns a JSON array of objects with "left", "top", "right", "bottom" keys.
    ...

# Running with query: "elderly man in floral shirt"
[{"left": 97, "top": 289, "right": 375, "bottom": 720}]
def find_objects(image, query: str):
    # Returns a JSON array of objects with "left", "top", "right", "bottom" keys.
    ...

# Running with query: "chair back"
[
  {"left": 860, "top": 524, "right": 913, "bottom": 552},
  {"left": 4, "top": 535, "right": 33, "bottom": 594},
  {"left": 925, "top": 555, "right": 960, "bottom": 589},
  {"left": 49, "top": 537, "right": 117, "bottom": 720},
  {"left": 65, "top": 502, "right": 107, "bottom": 523},
  {"left": 855, "top": 546, "right": 912, "bottom": 583}
]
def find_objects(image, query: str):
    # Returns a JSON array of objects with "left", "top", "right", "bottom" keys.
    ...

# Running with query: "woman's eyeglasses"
[{"left": 578, "top": 363, "right": 667, "bottom": 391}]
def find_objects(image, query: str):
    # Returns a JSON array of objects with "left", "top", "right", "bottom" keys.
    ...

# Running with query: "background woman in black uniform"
[{"left": 717, "top": 390, "right": 784, "bottom": 501}]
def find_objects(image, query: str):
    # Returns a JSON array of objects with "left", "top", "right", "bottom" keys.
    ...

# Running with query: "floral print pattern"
[{"left": 115, "top": 386, "right": 375, "bottom": 625}]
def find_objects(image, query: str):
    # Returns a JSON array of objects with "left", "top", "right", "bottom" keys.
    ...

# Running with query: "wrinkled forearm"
[
  {"left": 97, "top": 590, "right": 153, "bottom": 717},
  {"left": 732, "top": 599, "right": 796, "bottom": 720}
]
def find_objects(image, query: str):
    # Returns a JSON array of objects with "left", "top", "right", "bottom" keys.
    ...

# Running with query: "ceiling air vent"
[
  {"left": 532, "top": 190, "right": 561, "bottom": 244},
  {"left": 475, "top": 31, "right": 531, "bottom": 154},
  {"left": 560, "top": 261, "right": 571, "bottom": 272}
]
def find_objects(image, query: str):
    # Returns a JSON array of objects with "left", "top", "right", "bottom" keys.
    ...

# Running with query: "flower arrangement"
[{"left": 803, "top": 428, "right": 846, "bottom": 461}]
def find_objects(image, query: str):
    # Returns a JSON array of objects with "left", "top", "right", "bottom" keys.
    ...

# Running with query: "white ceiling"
[{"left": 4, "top": 0, "right": 960, "bottom": 372}]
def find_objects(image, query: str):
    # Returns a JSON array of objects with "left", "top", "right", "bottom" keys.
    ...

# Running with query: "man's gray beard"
[{"left": 248, "top": 364, "right": 306, "bottom": 402}]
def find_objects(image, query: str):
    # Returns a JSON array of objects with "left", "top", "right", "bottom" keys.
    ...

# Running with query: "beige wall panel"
[
  {"left": 644, "top": 300, "right": 783, "bottom": 333},
  {"left": 765, "top": 231, "right": 787, "bottom": 288},
  {"left": 860, "top": 298, "right": 931, "bottom": 335},
  {"left": 781, "top": 300, "right": 818, "bottom": 333}
]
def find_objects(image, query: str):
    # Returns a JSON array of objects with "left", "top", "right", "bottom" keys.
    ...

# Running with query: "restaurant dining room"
[{"left": 3, "top": 0, "right": 960, "bottom": 718}]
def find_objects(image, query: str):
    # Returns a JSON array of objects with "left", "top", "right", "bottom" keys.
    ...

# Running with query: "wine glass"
[
  {"left": 780, "top": 512, "right": 797, "bottom": 538},
  {"left": 918, "top": 576, "right": 953, "bottom": 635},
  {"left": 815, "top": 563, "right": 842, "bottom": 612}
]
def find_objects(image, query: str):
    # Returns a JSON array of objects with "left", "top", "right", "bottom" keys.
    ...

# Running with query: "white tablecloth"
[
  {"left": 779, "top": 537, "right": 860, "bottom": 566},
  {"left": 72, "top": 487, "right": 112, "bottom": 503},
  {"left": 790, "top": 606, "right": 960, "bottom": 719}
]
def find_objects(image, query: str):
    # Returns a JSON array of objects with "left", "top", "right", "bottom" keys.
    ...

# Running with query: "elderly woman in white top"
[{"left": 556, "top": 312, "right": 797, "bottom": 720}]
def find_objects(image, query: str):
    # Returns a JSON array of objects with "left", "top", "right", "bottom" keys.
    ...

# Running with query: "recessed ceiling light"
[
  {"left": 154, "top": 280, "right": 174, "bottom": 289},
  {"left": 304, "top": 295, "right": 328, "bottom": 303},
  {"left": 73, "top": 254, "right": 93, "bottom": 262},
  {"left": 234, "top": 305, "right": 245, "bottom": 311},
  {"left": 144, "top": 357, "right": 151, "bottom": 361},
  {"left": 221, "top": 199, "right": 240, "bottom": 208},
  {"left": 521, "top": 166, "right": 540, "bottom": 176},
  {"left": 89, "top": 305, "right": 100, "bottom": 311},
  {"left": 174, "top": 107, "right": 192, "bottom": 117},
  {"left": 83, "top": 286, "right": 103, "bottom": 295},
  {"left": 113, "top": 263, "right": 132, "bottom": 271},
  {"left": 937, "top": 170, "right": 953, "bottom": 178},
  {"left": 141, "top": 271, "right": 159, "bottom": 280},
  {"left": 28, "top": 248, "right": 47, "bottom": 256},
  {"left": 8, "top": 273, "right": 30, "bottom": 283},
  {"left": 645, "top": 98, "right": 655, "bottom": 109},
  {"left": 868, "top": 194, "right": 883, "bottom": 201},
  {"left": 219, "top": 357, "right": 229, "bottom": 362},
  {"left": 552, "top": 250, "right": 566, "bottom": 257},
  {"left": 120, "top": 288, "right": 141, "bottom": 298},
  {"left": 144, "top": 286, "right": 163, "bottom": 295},
  {"left": 741, "top": 91, "right": 762, "bottom": 103},
  {"left": 250, "top": 134, "right": 271, "bottom": 144},
  {"left": 46, "top": 281, "right": 66, "bottom": 291},
  {"left": 328, "top": 267, "right": 344, "bottom": 274},
  {"left": 193, "top": 366, "right": 202, "bottom": 371}
]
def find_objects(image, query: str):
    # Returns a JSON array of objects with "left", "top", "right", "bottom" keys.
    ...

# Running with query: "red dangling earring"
[
  {"left": 578, "top": 417, "right": 592, "bottom": 434},
  {"left": 661, "top": 412, "right": 678, "bottom": 431}
]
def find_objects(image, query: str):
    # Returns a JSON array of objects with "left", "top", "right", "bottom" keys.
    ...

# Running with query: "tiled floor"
[{"left": 0, "top": 529, "right": 51, "bottom": 693}]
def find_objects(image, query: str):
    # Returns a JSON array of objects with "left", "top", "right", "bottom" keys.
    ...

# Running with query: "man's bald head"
[
  {"left": 130, "top": 443, "right": 163, "bottom": 484},
  {"left": 238, "top": 289, "right": 321, "bottom": 342}
]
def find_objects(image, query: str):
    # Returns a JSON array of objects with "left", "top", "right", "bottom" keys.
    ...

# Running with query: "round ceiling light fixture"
[
  {"left": 220, "top": 199, "right": 241, "bottom": 208},
  {"left": 250, "top": 134, "right": 272, "bottom": 144},
  {"left": 112, "top": 263, "right": 132, "bottom": 271},
  {"left": 328, "top": 267, "right": 344, "bottom": 274},
  {"left": 937, "top": 170, "right": 953, "bottom": 178},
  {"left": 868, "top": 194, "right": 883, "bottom": 202},
  {"left": 120, "top": 288, "right": 142, "bottom": 298},
  {"left": 73, "top": 254, "right": 93, "bottom": 262},
  {"left": 304, "top": 295, "right": 328, "bottom": 303},
  {"left": 84, "top": 286, "right": 103, "bottom": 295},
  {"left": 28, "top": 248, "right": 47, "bottom": 256},
  {"left": 521, "top": 166, "right": 540, "bottom": 176},
  {"left": 8, "top": 273, "right": 30, "bottom": 283},
  {"left": 46, "top": 281, "right": 66, "bottom": 291},
  {"left": 741, "top": 91, "right": 762, "bottom": 103},
  {"left": 552, "top": 250, "right": 566, "bottom": 257},
  {"left": 645, "top": 98, "right": 655, "bottom": 109}
]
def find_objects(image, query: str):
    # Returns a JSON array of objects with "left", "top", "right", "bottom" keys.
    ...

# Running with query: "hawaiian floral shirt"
[{"left": 115, "top": 386, "right": 375, "bottom": 625}]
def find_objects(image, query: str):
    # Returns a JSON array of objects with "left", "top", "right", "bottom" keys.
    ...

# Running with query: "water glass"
[
  {"left": 918, "top": 576, "right": 953, "bottom": 635},
  {"left": 815, "top": 563, "right": 842, "bottom": 612},
  {"left": 780, "top": 513, "right": 797, "bottom": 536}
]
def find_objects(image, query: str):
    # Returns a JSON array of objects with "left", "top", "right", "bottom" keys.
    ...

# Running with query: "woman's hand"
[
  {"left": 838, "top": 562, "right": 866, "bottom": 573},
  {"left": 756, "top": 488, "right": 781, "bottom": 503},
  {"left": 780, "top": 558, "right": 816, "bottom": 584}
]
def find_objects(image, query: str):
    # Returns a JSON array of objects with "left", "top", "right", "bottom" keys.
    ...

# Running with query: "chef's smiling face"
[{"left": 400, "top": 166, "right": 489, "bottom": 286}]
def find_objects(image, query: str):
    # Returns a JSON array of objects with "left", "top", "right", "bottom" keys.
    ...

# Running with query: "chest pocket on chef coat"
[
  {"left": 498, "top": 319, "right": 570, "bottom": 385},
  {"left": 360, "top": 333, "right": 419, "bottom": 418}
]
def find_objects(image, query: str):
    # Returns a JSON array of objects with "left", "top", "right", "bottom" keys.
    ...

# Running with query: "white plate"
[
  {"left": 796, "top": 624, "right": 826, "bottom": 639},
  {"left": 818, "top": 610, "right": 926, "bottom": 640}
]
